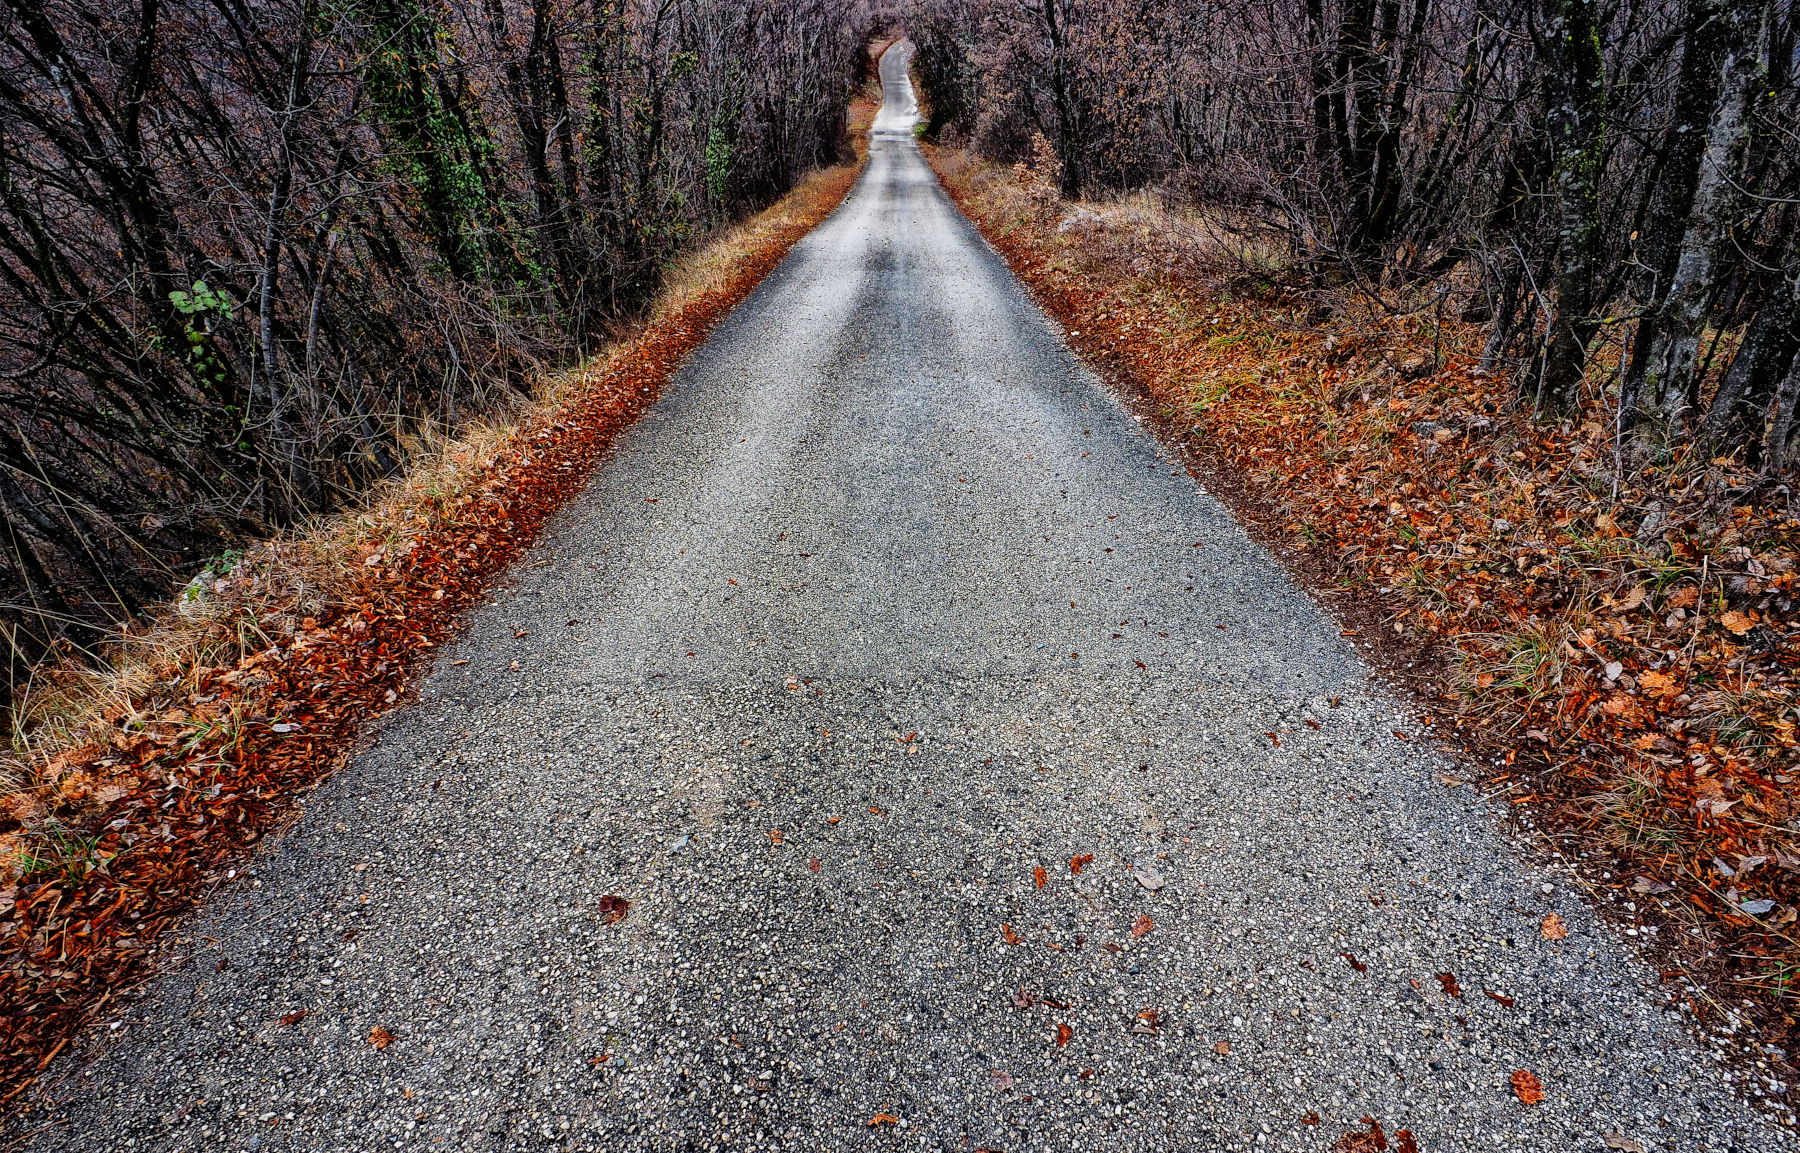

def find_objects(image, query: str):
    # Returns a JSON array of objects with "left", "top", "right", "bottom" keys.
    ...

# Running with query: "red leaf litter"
[{"left": 0, "top": 157, "right": 864, "bottom": 1106}]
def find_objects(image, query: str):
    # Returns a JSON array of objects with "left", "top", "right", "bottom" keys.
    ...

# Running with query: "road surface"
[{"left": 21, "top": 40, "right": 1787, "bottom": 1153}]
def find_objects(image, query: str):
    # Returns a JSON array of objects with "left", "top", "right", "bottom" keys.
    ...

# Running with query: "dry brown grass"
[{"left": 0, "top": 135, "right": 876, "bottom": 868}]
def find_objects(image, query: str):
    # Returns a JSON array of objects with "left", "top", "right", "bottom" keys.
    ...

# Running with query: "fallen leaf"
[
  {"left": 1335, "top": 1116, "right": 1386, "bottom": 1152},
  {"left": 1133, "top": 863, "right": 1166, "bottom": 890},
  {"left": 1342, "top": 952, "right": 1368, "bottom": 973},
  {"left": 1055, "top": 1022, "right": 1073, "bottom": 1046},
  {"left": 1720, "top": 610, "right": 1756, "bottom": 635},
  {"left": 1213, "top": 1040, "right": 1231, "bottom": 1055},
  {"left": 867, "top": 1112, "right": 901, "bottom": 1127},
  {"left": 1133, "top": 1008, "right": 1162, "bottom": 1034},
  {"left": 1394, "top": 1130, "right": 1419, "bottom": 1153},
  {"left": 1540, "top": 912, "right": 1569, "bottom": 940},
  {"left": 1070, "top": 853, "right": 1094, "bottom": 874},
  {"left": 1510, "top": 1068, "right": 1545, "bottom": 1104},
  {"left": 1131, "top": 914, "right": 1155, "bottom": 938},
  {"left": 808, "top": 857, "right": 821, "bottom": 872},
  {"left": 1482, "top": 988, "right": 1515, "bottom": 1008},
  {"left": 1033, "top": 866, "right": 1047, "bottom": 889},
  {"left": 768, "top": 829, "right": 783, "bottom": 845},
  {"left": 1436, "top": 972, "right": 1462, "bottom": 998},
  {"left": 277, "top": 1010, "right": 308, "bottom": 1027},
  {"left": 368, "top": 1025, "right": 396, "bottom": 1050},
  {"left": 1302, "top": 1111, "right": 1321, "bottom": 1125},
  {"left": 1000, "top": 923, "right": 1022, "bottom": 946},
  {"left": 598, "top": 895, "right": 631, "bottom": 925},
  {"left": 1265, "top": 731, "right": 1281, "bottom": 746}
]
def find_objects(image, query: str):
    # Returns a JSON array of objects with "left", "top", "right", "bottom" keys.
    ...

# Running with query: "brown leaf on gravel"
[
  {"left": 768, "top": 829, "right": 783, "bottom": 844},
  {"left": 1000, "top": 922, "right": 1022, "bottom": 946},
  {"left": 598, "top": 895, "right": 631, "bottom": 925},
  {"left": 1131, "top": 914, "right": 1155, "bottom": 937},
  {"left": 1033, "top": 865, "right": 1047, "bottom": 889},
  {"left": 277, "top": 1010, "right": 308, "bottom": 1027},
  {"left": 1071, "top": 853, "right": 1093, "bottom": 874},
  {"left": 808, "top": 857, "right": 821, "bottom": 872},
  {"left": 368, "top": 1026, "right": 396, "bottom": 1050},
  {"left": 1213, "top": 1040, "right": 1231, "bottom": 1055},
  {"left": 1335, "top": 1116, "right": 1387, "bottom": 1151},
  {"left": 867, "top": 1112, "right": 901, "bottom": 1127},
  {"left": 1394, "top": 1130, "right": 1420, "bottom": 1153},
  {"left": 1482, "top": 988, "right": 1516, "bottom": 1007},
  {"left": 1055, "top": 1022, "right": 1073, "bottom": 1047},
  {"left": 1540, "top": 912, "right": 1569, "bottom": 940},
  {"left": 1510, "top": 1068, "right": 1545, "bottom": 1104},
  {"left": 1436, "top": 972, "right": 1462, "bottom": 998},
  {"left": 1341, "top": 952, "right": 1367, "bottom": 973}
]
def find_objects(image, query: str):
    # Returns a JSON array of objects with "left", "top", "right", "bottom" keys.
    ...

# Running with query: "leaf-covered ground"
[
  {"left": 0, "top": 116, "right": 871, "bottom": 1107},
  {"left": 930, "top": 146, "right": 1800, "bottom": 1081}
]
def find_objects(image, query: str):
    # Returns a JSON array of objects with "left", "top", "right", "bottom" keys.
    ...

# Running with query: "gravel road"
[{"left": 20, "top": 41, "right": 1791, "bottom": 1153}]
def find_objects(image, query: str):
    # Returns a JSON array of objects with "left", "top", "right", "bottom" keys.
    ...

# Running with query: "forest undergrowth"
[
  {"left": 931, "top": 144, "right": 1800, "bottom": 1098},
  {"left": 0, "top": 93, "right": 875, "bottom": 1109}
]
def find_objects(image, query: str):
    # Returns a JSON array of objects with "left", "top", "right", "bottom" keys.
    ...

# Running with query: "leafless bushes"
[
  {"left": 910, "top": 0, "right": 1799, "bottom": 468},
  {"left": 0, "top": 0, "right": 871, "bottom": 707}
]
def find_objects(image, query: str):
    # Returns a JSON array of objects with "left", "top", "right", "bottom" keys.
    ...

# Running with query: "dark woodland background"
[{"left": 0, "top": 0, "right": 870, "bottom": 698}]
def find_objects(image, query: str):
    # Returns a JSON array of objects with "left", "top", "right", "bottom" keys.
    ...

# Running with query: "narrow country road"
[{"left": 24, "top": 43, "right": 1786, "bottom": 1153}]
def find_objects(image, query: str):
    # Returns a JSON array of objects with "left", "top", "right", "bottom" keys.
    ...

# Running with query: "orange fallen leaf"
[
  {"left": 1213, "top": 1040, "right": 1230, "bottom": 1055},
  {"left": 368, "top": 1025, "right": 396, "bottom": 1050},
  {"left": 1131, "top": 914, "right": 1155, "bottom": 938},
  {"left": 1070, "top": 853, "right": 1094, "bottom": 874},
  {"left": 1540, "top": 912, "right": 1569, "bottom": 940},
  {"left": 1055, "top": 1022, "right": 1073, "bottom": 1046},
  {"left": 1000, "top": 923, "right": 1022, "bottom": 945},
  {"left": 1720, "top": 610, "right": 1756, "bottom": 635},
  {"left": 277, "top": 1009, "right": 308, "bottom": 1027},
  {"left": 808, "top": 857, "right": 821, "bottom": 872},
  {"left": 867, "top": 1112, "right": 901, "bottom": 1127},
  {"left": 1336, "top": 1116, "right": 1385, "bottom": 1152},
  {"left": 1510, "top": 1068, "right": 1545, "bottom": 1104},
  {"left": 598, "top": 894, "right": 631, "bottom": 925},
  {"left": 768, "top": 829, "right": 783, "bottom": 844},
  {"left": 1033, "top": 866, "right": 1047, "bottom": 889}
]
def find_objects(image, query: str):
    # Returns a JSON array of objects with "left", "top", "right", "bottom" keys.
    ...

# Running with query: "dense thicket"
[
  {"left": 0, "top": 0, "right": 865, "bottom": 694},
  {"left": 910, "top": 0, "right": 1799, "bottom": 462}
]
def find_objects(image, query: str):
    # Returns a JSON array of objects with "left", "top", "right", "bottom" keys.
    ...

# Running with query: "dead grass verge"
[
  {"left": 928, "top": 143, "right": 1800, "bottom": 1116},
  {"left": 0, "top": 93, "right": 874, "bottom": 1109}
]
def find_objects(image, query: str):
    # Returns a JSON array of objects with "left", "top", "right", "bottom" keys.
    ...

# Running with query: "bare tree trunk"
[
  {"left": 1630, "top": 0, "right": 1769, "bottom": 450},
  {"left": 1537, "top": 0, "right": 1607, "bottom": 412}
]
